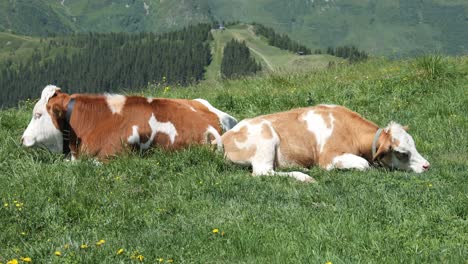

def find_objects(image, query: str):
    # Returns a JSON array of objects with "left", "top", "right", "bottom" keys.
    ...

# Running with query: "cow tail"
[{"left": 206, "top": 126, "right": 223, "bottom": 152}]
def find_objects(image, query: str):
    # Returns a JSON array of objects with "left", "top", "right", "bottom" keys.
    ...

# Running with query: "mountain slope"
[
  {"left": 0, "top": 32, "right": 40, "bottom": 58},
  {"left": 0, "top": 0, "right": 467, "bottom": 56},
  {"left": 205, "top": 24, "right": 340, "bottom": 80}
]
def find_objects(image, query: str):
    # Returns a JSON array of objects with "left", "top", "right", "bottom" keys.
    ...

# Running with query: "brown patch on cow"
[
  {"left": 154, "top": 133, "right": 173, "bottom": 149},
  {"left": 261, "top": 123, "right": 273, "bottom": 139},
  {"left": 374, "top": 131, "right": 401, "bottom": 161},
  {"left": 47, "top": 91, "right": 72, "bottom": 130},
  {"left": 233, "top": 126, "right": 249, "bottom": 143},
  {"left": 262, "top": 111, "right": 319, "bottom": 168},
  {"left": 221, "top": 125, "right": 257, "bottom": 162}
]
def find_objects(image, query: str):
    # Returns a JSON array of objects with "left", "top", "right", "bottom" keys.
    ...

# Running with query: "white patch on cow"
[
  {"left": 21, "top": 85, "right": 63, "bottom": 153},
  {"left": 194, "top": 98, "right": 237, "bottom": 131},
  {"left": 320, "top": 104, "right": 337, "bottom": 108},
  {"left": 105, "top": 94, "right": 126, "bottom": 114},
  {"left": 140, "top": 114, "right": 178, "bottom": 149},
  {"left": 327, "top": 153, "right": 370, "bottom": 171},
  {"left": 127, "top": 125, "right": 140, "bottom": 145},
  {"left": 147, "top": 98, "right": 153, "bottom": 104},
  {"left": 236, "top": 121, "right": 274, "bottom": 170},
  {"left": 189, "top": 106, "right": 197, "bottom": 112},
  {"left": 385, "top": 122, "right": 430, "bottom": 173},
  {"left": 302, "top": 110, "right": 335, "bottom": 153},
  {"left": 233, "top": 120, "right": 272, "bottom": 150},
  {"left": 225, "top": 119, "right": 315, "bottom": 183}
]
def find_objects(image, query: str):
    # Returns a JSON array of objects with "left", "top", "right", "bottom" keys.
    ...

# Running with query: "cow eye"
[
  {"left": 34, "top": 113, "right": 42, "bottom": 119},
  {"left": 395, "top": 151, "right": 409, "bottom": 161}
]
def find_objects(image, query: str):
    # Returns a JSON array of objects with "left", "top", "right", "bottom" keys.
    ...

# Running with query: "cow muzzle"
[{"left": 21, "top": 135, "right": 36, "bottom": 147}]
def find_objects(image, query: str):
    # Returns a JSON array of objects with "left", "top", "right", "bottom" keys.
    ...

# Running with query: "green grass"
[{"left": 0, "top": 56, "right": 467, "bottom": 263}]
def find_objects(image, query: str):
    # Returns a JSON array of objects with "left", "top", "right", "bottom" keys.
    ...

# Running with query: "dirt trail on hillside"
[{"left": 231, "top": 31, "right": 274, "bottom": 71}]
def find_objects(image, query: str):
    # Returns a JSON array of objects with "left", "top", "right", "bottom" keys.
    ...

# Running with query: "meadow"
[{"left": 0, "top": 56, "right": 467, "bottom": 263}]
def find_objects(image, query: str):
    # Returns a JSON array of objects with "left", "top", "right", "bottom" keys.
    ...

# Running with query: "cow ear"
[
  {"left": 373, "top": 132, "right": 391, "bottom": 161},
  {"left": 52, "top": 104, "right": 64, "bottom": 118}
]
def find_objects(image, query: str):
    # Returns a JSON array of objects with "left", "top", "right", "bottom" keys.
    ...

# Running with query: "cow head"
[
  {"left": 373, "top": 122, "right": 430, "bottom": 173},
  {"left": 21, "top": 85, "right": 70, "bottom": 153}
]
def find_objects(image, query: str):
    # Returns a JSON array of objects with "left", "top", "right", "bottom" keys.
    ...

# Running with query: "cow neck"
[
  {"left": 62, "top": 98, "right": 76, "bottom": 155},
  {"left": 371, "top": 128, "right": 383, "bottom": 160},
  {"left": 356, "top": 125, "right": 381, "bottom": 163}
]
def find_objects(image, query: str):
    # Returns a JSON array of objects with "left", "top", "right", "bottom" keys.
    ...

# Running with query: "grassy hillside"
[
  {"left": 0, "top": 56, "right": 467, "bottom": 263},
  {"left": 0, "top": 32, "right": 43, "bottom": 62},
  {"left": 205, "top": 24, "right": 340, "bottom": 80},
  {"left": 1, "top": 0, "right": 467, "bottom": 57}
]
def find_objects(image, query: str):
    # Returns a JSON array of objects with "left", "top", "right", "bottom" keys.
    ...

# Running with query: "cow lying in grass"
[
  {"left": 21, "top": 85, "right": 237, "bottom": 159},
  {"left": 219, "top": 104, "right": 430, "bottom": 183}
]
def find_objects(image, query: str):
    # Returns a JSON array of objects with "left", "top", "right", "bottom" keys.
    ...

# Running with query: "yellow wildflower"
[
  {"left": 212, "top": 228, "right": 219, "bottom": 234},
  {"left": 326, "top": 261, "right": 332, "bottom": 264},
  {"left": 158, "top": 258, "right": 164, "bottom": 262},
  {"left": 428, "top": 183, "right": 433, "bottom": 187},
  {"left": 21, "top": 232, "right": 26, "bottom": 236},
  {"left": 54, "top": 251, "right": 61, "bottom": 256},
  {"left": 117, "top": 248, "right": 124, "bottom": 255},
  {"left": 4, "top": 202, "right": 8, "bottom": 207},
  {"left": 96, "top": 239, "right": 105, "bottom": 246},
  {"left": 64, "top": 244, "right": 70, "bottom": 249},
  {"left": 20, "top": 257, "right": 32, "bottom": 262},
  {"left": 136, "top": 255, "right": 144, "bottom": 262},
  {"left": 167, "top": 259, "right": 174, "bottom": 263},
  {"left": 80, "top": 244, "right": 88, "bottom": 249},
  {"left": 7, "top": 259, "right": 19, "bottom": 264}
]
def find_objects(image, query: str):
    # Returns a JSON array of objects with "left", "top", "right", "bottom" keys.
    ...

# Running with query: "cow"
[
  {"left": 219, "top": 104, "right": 430, "bottom": 183},
  {"left": 21, "top": 85, "right": 237, "bottom": 159}
]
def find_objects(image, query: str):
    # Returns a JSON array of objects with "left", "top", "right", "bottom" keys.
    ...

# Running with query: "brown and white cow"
[
  {"left": 219, "top": 104, "right": 430, "bottom": 183},
  {"left": 21, "top": 85, "right": 237, "bottom": 159}
]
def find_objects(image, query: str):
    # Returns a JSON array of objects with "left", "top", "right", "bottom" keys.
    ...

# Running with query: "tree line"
[
  {"left": 253, "top": 23, "right": 311, "bottom": 55},
  {"left": 0, "top": 24, "right": 213, "bottom": 108},
  {"left": 221, "top": 39, "right": 262, "bottom": 79},
  {"left": 326, "top": 46, "right": 368, "bottom": 63}
]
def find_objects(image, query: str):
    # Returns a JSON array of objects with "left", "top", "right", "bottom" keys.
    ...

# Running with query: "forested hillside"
[
  {"left": 253, "top": 24, "right": 311, "bottom": 55},
  {"left": 1, "top": 0, "right": 466, "bottom": 57},
  {"left": 1, "top": 23, "right": 341, "bottom": 108},
  {"left": 0, "top": 24, "right": 212, "bottom": 108},
  {"left": 221, "top": 39, "right": 261, "bottom": 79}
]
